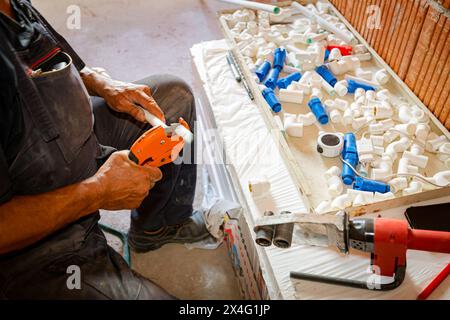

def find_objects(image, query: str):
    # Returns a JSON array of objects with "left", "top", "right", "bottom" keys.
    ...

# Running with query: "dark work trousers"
[
  {"left": 0, "top": 75, "right": 197, "bottom": 299},
  {"left": 93, "top": 74, "right": 197, "bottom": 232}
]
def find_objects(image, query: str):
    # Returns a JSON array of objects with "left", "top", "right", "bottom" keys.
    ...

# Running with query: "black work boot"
[{"left": 128, "top": 211, "right": 210, "bottom": 253}]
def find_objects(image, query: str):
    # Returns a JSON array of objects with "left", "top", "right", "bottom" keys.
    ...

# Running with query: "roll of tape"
[{"left": 317, "top": 132, "right": 344, "bottom": 158}]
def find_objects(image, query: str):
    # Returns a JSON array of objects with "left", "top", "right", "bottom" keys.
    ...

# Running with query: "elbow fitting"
[
  {"left": 325, "top": 166, "right": 341, "bottom": 179},
  {"left": 371, "top": 156, "right": 393, "bottom": 180},
  {"left": 403, "top": 150, "right": 429, "bottom": 168},
  {"left": 394, "top": 123, "right": 417, "bottom": 136},
  {"left": 428, "top": 170, "right": 450, "bottom": 187},
  {"left": 385, "top": 137, "right": 411, "bottom": 160},
  {"left": 284, "top": 113, "right": 304, "bottom": 138},
  {"left": 403, "top": 181, "right": 423, "bottom": 196},
  {"left": 389, "top": 177, "right": 408, "bottom": 193},
  {"left": 426, "top": 135, "right": 448, "bottom": 153},
  {"left": 298, "top": 112, "right": 317, "bottom": 127}
]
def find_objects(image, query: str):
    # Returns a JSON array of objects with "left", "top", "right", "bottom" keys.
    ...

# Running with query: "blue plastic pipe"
[
  {"left": 264, "top": 67, "right": 280, "bottom": 89},
  {"left": 354, "top": 177, "right": 390, "bottom": 193},
  {"left": 255, "top": 61, "right": 271, "bottom": 82},
  {"left": 315, "top": 65, "right": 337, "bottom": 86},
  {"left": 307, "top": 97, "right": 329, "bottom": 125},
  {"left": 347, "top": 79, "right": 375, "bottom": 93},
  {"left": 273, "top": 48, "right": 286, "bottom": 71},
  {"left": 277, "top": 72, "right": 302, "bottom": 89},
  {"left": 262, "top": 88, "right": 282, "bottom": 113},
  {"left": 341, "top": 132, "right": 359, "bottom": 185}
]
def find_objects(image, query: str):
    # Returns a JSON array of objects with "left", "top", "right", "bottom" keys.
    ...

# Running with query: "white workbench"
[{"left": 191, "top": 39, "right": 450, "bottom": 300}]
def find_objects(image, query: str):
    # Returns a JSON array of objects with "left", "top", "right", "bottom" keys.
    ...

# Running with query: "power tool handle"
[{"left": 408, "top": 228, "right": 450, "bottom": 254}]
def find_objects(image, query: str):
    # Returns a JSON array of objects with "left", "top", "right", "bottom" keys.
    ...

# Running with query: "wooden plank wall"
[{"left": 329, "top": 0, "right": 450, "bottom": 130}]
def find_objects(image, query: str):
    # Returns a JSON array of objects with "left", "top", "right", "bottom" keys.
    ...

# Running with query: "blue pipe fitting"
[
  {"left": 307, "top": 97, "right": 329, "bottom": 125},
  {"left": 277, "top": 72, "right": 302, "bottom": 89},
  {"left": 347, "top": 79, "right": 375, "bottom": 93},
  {"left": 263, "top": 67, "right": 280, "bottom": 90},
  {"left": 354, "top": 177, "right": 390, "bottom": 193},
  {"left": 341, "top": 133, "right": 359, "bottom": 185},
  {"left": 273, "top": 48, "right": 286, "bottom": 71},
  {"left": 262, "top": 88, "right": 282, "bottom": 113},
  {"left": 315, "top": 65, "right": 337, "bottom": 87},
  {"left": 255, "top": 61, "right": 271, "bottom": 83}
]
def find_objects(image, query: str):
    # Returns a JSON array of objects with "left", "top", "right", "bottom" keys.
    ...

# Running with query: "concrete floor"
[{"left": 33, "top": 0, "right": 243, "bottom": 299}]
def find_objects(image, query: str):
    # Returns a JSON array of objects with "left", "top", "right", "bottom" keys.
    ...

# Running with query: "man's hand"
[
  {"left": 94, "top": 151, "right": 162, "bottom": 210},
  {"left": 80, "top": 67, "right": 165, "bottom": 123}
]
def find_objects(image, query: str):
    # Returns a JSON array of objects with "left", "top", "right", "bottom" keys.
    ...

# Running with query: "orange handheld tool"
[{"left": 128, "top": 108, "right": 193, "bottom": 167}]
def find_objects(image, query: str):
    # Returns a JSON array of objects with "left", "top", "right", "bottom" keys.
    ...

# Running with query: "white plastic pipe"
[
  {"left": 389, "top": 177, "right": 408, "bottom": 193},
  {"left": 291, "top": 2, "right": 356, "bottom": 44},
  {"left": 325, "top": 166, "right": 341, "bottom": 180},
  {"left": 219, "top": 0, "right": 281, "bottom": 14}
]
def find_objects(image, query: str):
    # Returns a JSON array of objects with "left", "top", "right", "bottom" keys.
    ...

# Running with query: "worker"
[{"left": 0, "top": 0, "right": 210, "bottom": 299}]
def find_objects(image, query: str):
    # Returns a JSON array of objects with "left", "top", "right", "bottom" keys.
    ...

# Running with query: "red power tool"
[{"left": 285, "top": 213, "right": 450, "bottom": 290}]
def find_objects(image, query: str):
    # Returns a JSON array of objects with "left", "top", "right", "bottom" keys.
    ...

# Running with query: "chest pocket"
[{"left": 31, "top": 51, "right": 94, "bottom": 164}]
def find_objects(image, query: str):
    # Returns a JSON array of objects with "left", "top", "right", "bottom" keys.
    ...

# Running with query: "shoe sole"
[{"left": 128, "top": 232, "right": 211, "bottom": 253}]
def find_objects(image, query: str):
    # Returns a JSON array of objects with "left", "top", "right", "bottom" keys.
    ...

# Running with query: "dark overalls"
[{"left": 0, "top": 0, "right": 196, "bottom": 299}]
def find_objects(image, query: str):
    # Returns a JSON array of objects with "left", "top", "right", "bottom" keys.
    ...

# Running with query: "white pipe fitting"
[
  {"left": 375, "top": 69, "right": 390, "bottom": 85},
  {"left": 383, "top": 130, "right": 400, "bottom": 143},
  {"left": 347, "top": 189, "right": 374, "bottom": 206},
  {"left": 330, "top": 109, "right": 342, "bottom": 124},
  {"left": 328, "top": 57, "right": 360, "bottom": 75},
  {"left": 343, "top": 108, "right": 353, "bottom": 125},
  {"left": 371, "top": 156, "right": 393, "bottom": 180},
  {"left": 298, "top": 112, "right": 317, "bottom": 126},
  {"left": 385, "top": 137, "right": 411, "bottom": 160},
  {"left": 403, "top": 181, "right": 423, "bottom": 196},
  {"left": 331, "top": 194, "right": 352, "bottom": 210},
  {"left": 426, "top": 135, "right": 448, "bottom": 153},
  {"left": 395, "top": 123, "right": 417, "bottom": 136},
  {"left": 438, "top": 143, "right": 450, "bottom": 162},
  {"left": 375, "top": 101, "right": 394, "bottom": 119},
  {"left": 327, "top": 175, "right": 344, "bottom": 197},
  {"left": 352, "top": 116, "right": 369, "bottom": 131},
  {"left": 369, "top": 119, "right": 395, "bottom": 134},
  {"left": 427, "top": 170, "right": 450, "bottom": 187},
  {"left": 371, "top": 135, "right": 384, "bottom": 147},
  {"left": 376, "top": 89, "right": 391, "bottom": 101},
  {"left": 403, "top": 150, "right": 429, "bottom": 168},
  {"left": 415, "top": 123, "right": 430, "bottom": 141},
  {"left": 354, "top": 88, "right": 366, "bottom": 101},
  {"left": 334, "top": 80, "right": 348, "bottom": 97},
  {"left": 389, "top": 177, "right": 408, "bottom": 193},
  {"left": 373, "top": 192, "right": 395, "bottom": 202},
  {"left": 328, "top": 47, "right": 342, "bottom": 61},
  {"left": 315, "top": 200, "right": 331, "bottom": 214},
  {"left": 325, "top": 166, "right": 341, "bottom": 180},
  {"left": 284, "top": 113, "right": 304, "bottom": 138},
  {"left": 357, "top": 137, "right": 375, "bottom": 164},
  {"left": 397, "top": 157, "right": 418, "bottom": 175},
  {"left": 279, "top": 89, "right": 304, "bottom": 104}
]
